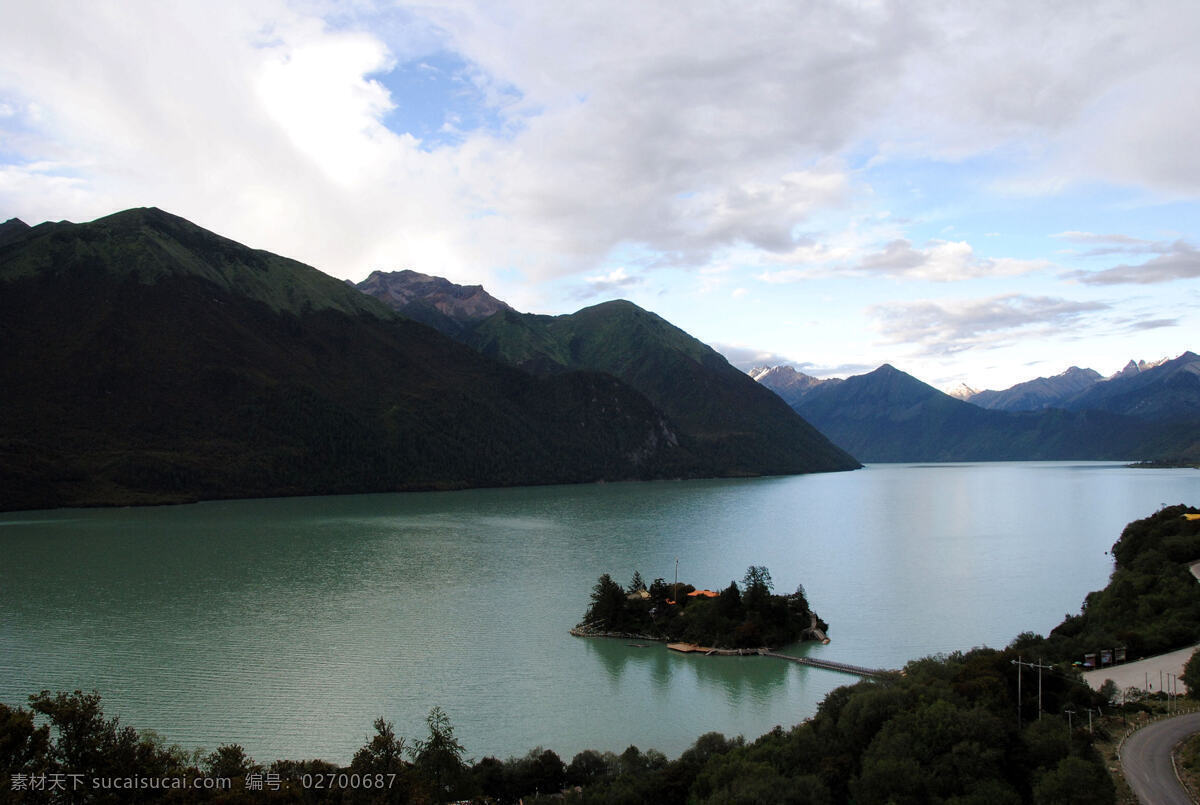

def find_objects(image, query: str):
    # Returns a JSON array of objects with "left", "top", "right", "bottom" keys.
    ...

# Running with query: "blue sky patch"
[{"left": 372, "top": 51, "right": 520, "bottom": 150}]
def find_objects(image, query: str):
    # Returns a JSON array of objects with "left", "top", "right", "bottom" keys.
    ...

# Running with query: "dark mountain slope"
[
  {"left": 0, "top": 217, "right": 32, "bottom": 248},
  {"left": 359, "top": 279, "right": 860, "bottom": 475},
  {"left": 530, "top": 300, "right": 859, "bottom": 474},
  {"left": 0, "top": 209, "right": 724, "bottom": 511}
]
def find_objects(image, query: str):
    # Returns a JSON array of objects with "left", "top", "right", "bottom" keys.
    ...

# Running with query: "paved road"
[
  {"left": 1122, "top": 711, "right": 1200, "bottom": 805},
  {"left": 1083, "top": 644, "right": 1196, "bottom": 694}
]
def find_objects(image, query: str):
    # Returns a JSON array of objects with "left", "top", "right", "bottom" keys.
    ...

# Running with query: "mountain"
[
  {"left": 0, "top": 217, "right": 32, "bottom": 248},
  {"left": 748, "top": 365, "right": 838, "bottom": 408},
  {"left": 777, "top": 364, "right": 1156, "bottom": 462},
  {"left": 1109, "top": 357, "right": 1167, "bottom": 380},
  {"left": 0, "top": 208, "right": 385, "bottom": 318},
  {"left": 358, "top": 281, "right": 859, "bottom": 476},
  {"left": 0, "top": 208, "right": 853, "bottom": 512},
  {"left": 1061, "top": 352, "right": 1200, "bottom": 420},
  {"left": 946, "top": 382, "right": 978, "bottom": 401},
  {"left": 355, "top": 269, "right": 511, "bottom": 339},
  {"left": 968, "top": 366, "right": 1102, "bottom": 411}
]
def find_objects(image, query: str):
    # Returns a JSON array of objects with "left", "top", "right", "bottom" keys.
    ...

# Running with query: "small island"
[{"left": 572, "top": 565, "right": 828, "bottom": 650}]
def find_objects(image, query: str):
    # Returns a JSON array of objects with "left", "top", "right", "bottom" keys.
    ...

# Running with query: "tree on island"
[
  {"left": 588, "top": 573, "right": 628, "bottom": 630},
  {"left": 742, "top": 565, "right": 773, "bottom": 612},
  {"left": 578, "top": 565, "right": 823, "bottom": 649}
]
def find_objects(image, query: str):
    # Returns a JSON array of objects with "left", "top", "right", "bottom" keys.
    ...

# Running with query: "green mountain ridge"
[
  {"left": 358, "top": 273, "right": 860, "bottom": 476},
  {"left": 0, "top": 209, "right": 855, "bottom": 512},
  {"left": 0, "top": 207, "right": 387, "bottom": 318}
]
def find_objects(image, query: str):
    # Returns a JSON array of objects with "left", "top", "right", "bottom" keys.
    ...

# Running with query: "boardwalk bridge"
[
  {"left": 759, "top": 651, "right": 893, "bottom": 679},
  {"left": 662, "top": 641, "right": 894, "bottom": 679}
]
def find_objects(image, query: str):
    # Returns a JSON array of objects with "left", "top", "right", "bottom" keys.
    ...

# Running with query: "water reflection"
[{"left": 578, "top": 636, "right": 793, "bottom": 704}]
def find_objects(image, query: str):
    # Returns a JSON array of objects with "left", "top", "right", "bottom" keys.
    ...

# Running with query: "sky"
[{"left": 1, "top": 1, "right": 1198, "bottom": 392}]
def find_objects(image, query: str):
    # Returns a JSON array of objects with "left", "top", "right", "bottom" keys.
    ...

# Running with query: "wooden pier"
[
  {"left": 760, "top": 651, "right": 892, "bottom": 679},
  {"left": 668, "top": 642, "right": 760, "bottom": 656},
  {"left": 667, "top": 643, "right": 893, "bottom": 677}
]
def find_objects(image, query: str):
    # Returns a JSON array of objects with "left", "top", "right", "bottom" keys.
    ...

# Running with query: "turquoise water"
[{"left": 1, "top": 462, "right": 1196, "bottom": 763}]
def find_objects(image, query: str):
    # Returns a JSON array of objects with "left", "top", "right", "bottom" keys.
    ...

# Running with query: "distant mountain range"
[
  {"left": 748, "top": 366, "right": 838, "bottom": 408},
  {"left": 754, "top": 357, "right": 1200, "bottom": 463},
  {"left": 966, "top": 366, "right": 1103, "bottom": 412},
  {"left": 0, "top": 209, "right": 857, "bottom": 511}
]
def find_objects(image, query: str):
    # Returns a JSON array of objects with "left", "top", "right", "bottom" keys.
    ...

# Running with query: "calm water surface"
[{"left": 1, "top": 462, "right": 1197, "bottom": 763}]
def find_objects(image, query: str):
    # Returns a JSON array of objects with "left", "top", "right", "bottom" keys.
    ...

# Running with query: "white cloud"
[
  {"left": 1052, "top": 233, "right": 1200, "bottom": 284},
  {"left": 1069, "top": 241, "right": 1200, "bottom": 285},
  {"left": 1053, "top": 231, "right": 1149, "bottom": 245},
  {"left": 869, "top": 294, "right": 1110, "bottom": 356},
  {"left": 585, "top": 267, "right": 636, "bottom": 285},
  {"left": 576, "top": 266, "right": 642, "bottom": 298},
  {"left": 1, "top": 0, "right": 1198, "bottom": 293},
  {"left": 255, "top": 28, "right": 401, "bottom": 187},
  {"left": 756, "top": 238, "right": 1049, "bottom": 283},
  {"left": 1050, "top": 230, "right": 1168, "bottom": 257},
  {"left": 712, "top": 342, "right": 874, "bottom": 376},
  {"left": 858, "top": 239, "right": 1048, "bottom": 281}
]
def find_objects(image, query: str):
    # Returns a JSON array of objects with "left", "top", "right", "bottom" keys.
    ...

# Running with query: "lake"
[{"left": 1, "top": 462, "right": 1197, "bottom": 764}]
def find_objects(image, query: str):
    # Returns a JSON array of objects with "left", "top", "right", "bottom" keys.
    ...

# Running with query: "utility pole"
[
  {"left": 674, "top": 557, "right": 679, "bottom": 606},
  {"left": 1012, "top": 657, "right": 1053, "bottom": 721},
  {"left": 1013, "top": 656, "right": 1022, "bottom": 728},
  {"left": 1065, "top": 707, "right": 1075, "bottom": 731}
]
